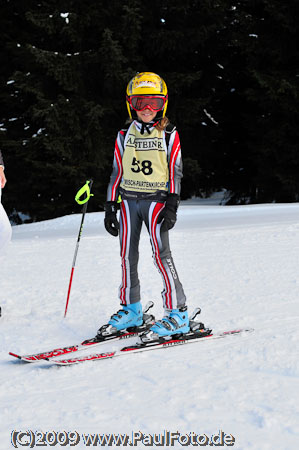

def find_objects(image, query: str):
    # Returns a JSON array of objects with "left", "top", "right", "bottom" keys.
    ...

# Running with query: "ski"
[
  {"left": 8, "top": 330, "right": 141, "bottom": 363},
  {"left": 43, "top": 327, "right": 254, "bottom": 366},
  {"left": 9, "top": 301, "right": 155, "bottom": 363}
]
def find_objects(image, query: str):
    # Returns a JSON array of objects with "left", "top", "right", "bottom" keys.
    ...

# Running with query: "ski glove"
[
  {"left": 104, "top": 201, "right": 119, "bottom": 237},
  {"left": 159, "top": 194, "right": 180, "bottom": 232}
]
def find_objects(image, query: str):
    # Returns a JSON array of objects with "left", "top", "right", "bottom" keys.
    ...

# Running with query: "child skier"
[{"left": 99, "top": 72, "right": 189, "bottom": 343}]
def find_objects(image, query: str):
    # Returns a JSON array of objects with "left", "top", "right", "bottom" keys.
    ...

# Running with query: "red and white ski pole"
[{"left": 64, "top": 180, "right": 93, "bottom": 317}]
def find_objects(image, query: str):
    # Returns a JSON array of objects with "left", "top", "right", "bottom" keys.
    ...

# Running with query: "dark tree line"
[{"left": 1, "top": 0, "right": 298, "bottom": 222}]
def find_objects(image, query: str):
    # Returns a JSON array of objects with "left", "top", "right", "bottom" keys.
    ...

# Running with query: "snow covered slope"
[{"left": 1, "top": 204, "right": 299, "bottom": 449}]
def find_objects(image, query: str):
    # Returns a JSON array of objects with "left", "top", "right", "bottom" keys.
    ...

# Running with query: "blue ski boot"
[
  {"left": 98, "top": 302, "right": 143, "bottom": 337},
  {"left": 140, "top": 307, "right": 190, "bottom": 343}
]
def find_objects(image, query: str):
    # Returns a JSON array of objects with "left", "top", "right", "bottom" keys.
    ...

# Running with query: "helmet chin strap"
[
  {"left": 137, "top": 119, "right": 160, "bottom": 135},
  {"left": 140, "top": 121, "right": 152, "bottom": 135}
]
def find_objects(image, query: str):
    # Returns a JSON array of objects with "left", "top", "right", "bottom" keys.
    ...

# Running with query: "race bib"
[{"left": 120, "top": 124, "right": 169, "bottom": 194}]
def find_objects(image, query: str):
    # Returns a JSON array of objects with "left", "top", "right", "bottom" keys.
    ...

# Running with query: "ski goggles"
[{"left": 128, "top": 95, "right": 167, "bottom": 112}]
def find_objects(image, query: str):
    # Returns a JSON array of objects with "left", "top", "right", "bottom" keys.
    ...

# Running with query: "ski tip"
[
  {"left": 221, "top": 327, "right": 254, "bottom": 336},
  {"left": 9, "top": 352, "right": 21, "bottom": 360}
]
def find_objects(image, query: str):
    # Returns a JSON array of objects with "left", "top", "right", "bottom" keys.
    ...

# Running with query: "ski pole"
[{"left": 64, "top": 180, "right": 94, "bottom": 318}]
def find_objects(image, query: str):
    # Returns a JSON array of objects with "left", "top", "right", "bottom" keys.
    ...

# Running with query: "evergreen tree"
[
  {"left": 2, "top": 0, "right": 132, "bottom": 221},
  {"left": 1, "top": 0, "right": 299, "bottom": 221},
  {"left": 216, "top": 0, "right": 299, "bottom": 203},
  {"left": 137, "top": 0, "right": 231, "bottom": 199},
  {"left": 246, "top": 0, "right": 299, "bottom": 202}
]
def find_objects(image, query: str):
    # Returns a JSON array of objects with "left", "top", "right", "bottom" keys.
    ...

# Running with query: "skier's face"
[{"left": 136, "top": 108, "right": 157, "bottom": 123}]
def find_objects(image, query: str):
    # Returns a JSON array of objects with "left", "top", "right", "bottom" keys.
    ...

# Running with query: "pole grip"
[
  {"left": 75, "top": 179, "right": 94, "bottom": 205},
  {"left": 64, "top": 180, "right": 94, "bottom": 318}
]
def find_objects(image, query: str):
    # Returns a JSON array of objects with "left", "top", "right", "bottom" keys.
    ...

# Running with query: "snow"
[
  {"left": 60, "top": 13, "right": 70, "bottom": 24},
  {"left": 1, "top": 203, "right": 299, "bottom": 449},
  {"left": 203, "top": 109, "right": 219, "bottom": 125}
]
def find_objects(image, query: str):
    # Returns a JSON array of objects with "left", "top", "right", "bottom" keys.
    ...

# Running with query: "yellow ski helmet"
[{"left": 126, "top": 72, "right": 168, "bottom": 119}]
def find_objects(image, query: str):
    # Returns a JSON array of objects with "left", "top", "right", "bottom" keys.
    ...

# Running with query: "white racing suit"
[
  {"left": 106, "top": 120, "right": 186, "bottom": 310},
  {"left": 0, "top": 151, "right": 12, "bottom": 254},
  {"left": 0, "top": 190, "right": 11, "bottom": 253}
]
